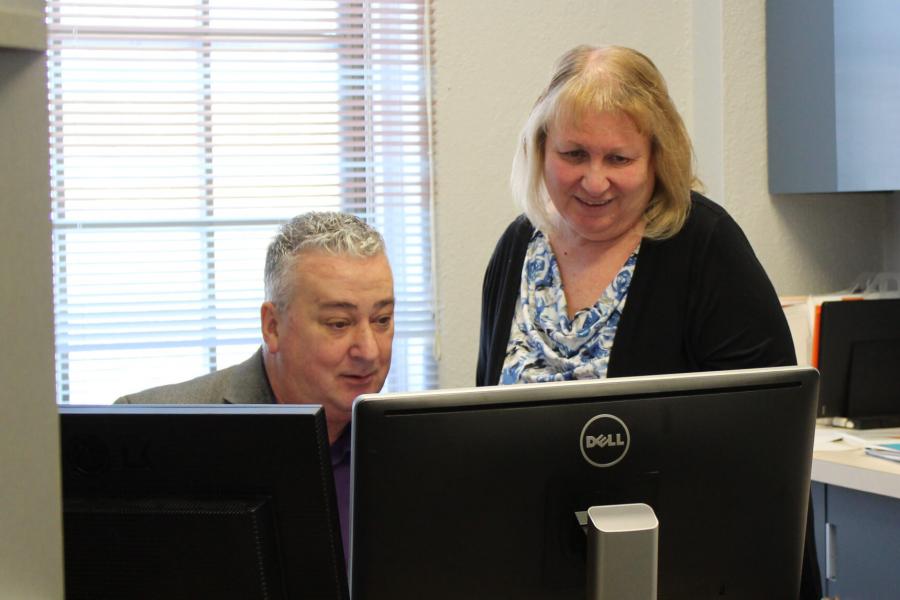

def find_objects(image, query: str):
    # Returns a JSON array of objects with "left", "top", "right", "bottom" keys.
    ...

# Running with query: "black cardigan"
[{"left": 476, "top": 192, "right": 796, "bottom": 385}]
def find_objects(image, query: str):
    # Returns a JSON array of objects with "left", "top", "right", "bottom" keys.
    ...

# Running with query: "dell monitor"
[
  {"left": 350, "top": 366, "right": 819, "bottom": 599},
  {"left": 59, "top": 404, "right": 348, "bottom": 600}
]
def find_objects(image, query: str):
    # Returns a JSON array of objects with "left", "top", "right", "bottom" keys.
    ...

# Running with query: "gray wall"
[
  {"left": 0, "top": 1, "right": 63, "bottom": 598},
  {"left": 888, "top": 197, "right": 900, "bottom": 271}
]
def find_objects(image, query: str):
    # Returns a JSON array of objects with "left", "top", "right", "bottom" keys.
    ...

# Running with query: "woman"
[{"left": 476, "top": 45, "right": 820, "bottom": 599}]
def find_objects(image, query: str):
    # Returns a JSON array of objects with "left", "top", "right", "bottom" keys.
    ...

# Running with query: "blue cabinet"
[
  {"left": 812, "top": 481, "right": 900, "bottom": 598},
  {"left": 766, "top": 0, "right": 900, "bottom": 193}
]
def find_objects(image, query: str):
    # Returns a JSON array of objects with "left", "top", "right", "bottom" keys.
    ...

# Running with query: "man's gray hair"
[{"left": 264, "top": 211, "right": 386, "bottom": 309}]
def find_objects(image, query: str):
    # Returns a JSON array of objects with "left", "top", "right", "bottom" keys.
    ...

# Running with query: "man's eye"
[
  {"left": 327, "top": 321, "right": 351, "bottom": 330},
  {"left": 374, "top": 315, "right": 393, "bottom": 327}
]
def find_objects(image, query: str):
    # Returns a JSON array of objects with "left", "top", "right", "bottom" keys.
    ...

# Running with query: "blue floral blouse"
[{"left": 500, "top": 230, "right": 639, "bottom": 384}]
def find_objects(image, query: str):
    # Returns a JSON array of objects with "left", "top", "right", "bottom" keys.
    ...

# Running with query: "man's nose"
[{"left": 350, "top": 322, "right": 379, "bottom": 361}]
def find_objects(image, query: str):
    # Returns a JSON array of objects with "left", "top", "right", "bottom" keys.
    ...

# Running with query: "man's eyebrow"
[
  {"left": 318, "top": 298, "right": 394, "bottom": 311},
  {"left": 319, "top": 301, "right": 357, "bottom": 310}
]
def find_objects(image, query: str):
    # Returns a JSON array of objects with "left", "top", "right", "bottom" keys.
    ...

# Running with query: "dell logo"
[
  {"left": 580, "top": 414, "right": 630, "bottom": 468},
  {"left": 584, "top": 433, "right": 626, "bottom": 449}
]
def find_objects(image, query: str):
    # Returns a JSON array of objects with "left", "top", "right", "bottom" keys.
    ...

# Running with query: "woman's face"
[{"left": 543, "top": 110, "right": 654, "bottom": 246}]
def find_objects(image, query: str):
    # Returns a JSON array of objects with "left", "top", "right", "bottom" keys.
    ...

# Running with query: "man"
[{"left": 117, "top": 211, "right": 395, "bottom": 557}]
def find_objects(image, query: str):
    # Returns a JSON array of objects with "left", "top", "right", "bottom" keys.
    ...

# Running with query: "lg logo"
[{"left": 580, "top": 414, "right": 630, "bottom": 467}]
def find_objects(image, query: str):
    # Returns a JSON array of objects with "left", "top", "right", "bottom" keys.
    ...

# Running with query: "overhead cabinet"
[{"left": 766, "top": 0, "right": 900, "bottom": 193}]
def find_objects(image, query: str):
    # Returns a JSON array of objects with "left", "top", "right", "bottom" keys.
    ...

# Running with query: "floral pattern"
[{"left": 500, "top": 230, "right": 638, "bottom": 384}]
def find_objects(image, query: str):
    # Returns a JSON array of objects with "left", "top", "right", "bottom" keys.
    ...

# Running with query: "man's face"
[{"left": 262, "top": 249, "right": 394, "bottom": 435}]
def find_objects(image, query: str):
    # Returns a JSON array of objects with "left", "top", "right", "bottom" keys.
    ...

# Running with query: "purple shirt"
[{"left": 329, "top": 427, "right": 352, "bottom": 564}]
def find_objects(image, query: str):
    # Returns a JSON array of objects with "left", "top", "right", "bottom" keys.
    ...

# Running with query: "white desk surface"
[{"left": 812, "top": 426, "right": 900, "bottom": 501}]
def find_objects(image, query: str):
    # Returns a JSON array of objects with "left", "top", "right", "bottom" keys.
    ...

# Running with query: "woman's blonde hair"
[{"left": 510, "top": 45, "right": 698, "bottom": 240}]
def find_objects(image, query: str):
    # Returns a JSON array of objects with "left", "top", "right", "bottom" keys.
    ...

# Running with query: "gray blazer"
[{"left": 115, "top": 347, "right": 276, "bottom": 405}]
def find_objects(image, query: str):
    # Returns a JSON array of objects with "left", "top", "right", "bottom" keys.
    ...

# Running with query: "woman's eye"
[
  {"left": 609, "top": 155, "right": 632, "bottom": 165},
  {"left": 560, "top": 149, "right": 586, "bottom": 160}
]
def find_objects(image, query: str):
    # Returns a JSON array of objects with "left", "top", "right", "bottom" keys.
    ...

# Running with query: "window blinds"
[{"left": 46, "top": 0, "right": 436, "bottom": 403}]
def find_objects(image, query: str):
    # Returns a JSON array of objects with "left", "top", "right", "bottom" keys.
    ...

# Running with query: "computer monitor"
[
  {"left": 817, "top": 298, "right": 900, "bottom": 428},
  {"left": 59, "top": 404, "right": 348, "bottom": 600},
  {"left": 350, "top": 366, "right": 818, "bottom": 599}
]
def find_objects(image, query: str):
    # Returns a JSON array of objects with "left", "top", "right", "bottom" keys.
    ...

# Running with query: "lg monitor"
[
  {"left": 59, "top": 404, "right": 348, "bottom": 600},
  {"left": 817, "top": 298, "right": 900, "bottom": 428},
  {"left": 350, "top": 366, "right": 819, "bottom": 599}
]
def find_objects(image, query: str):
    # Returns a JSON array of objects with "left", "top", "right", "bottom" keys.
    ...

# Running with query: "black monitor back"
[
  {"left": 350, "top": 367, "right": 818, "bottom": 599},
  {"left": 818, "top": 298, "right": 900, "bottom": 421},
  {"left": 59, "top": 404, "right": 348, "bottom": 600}
]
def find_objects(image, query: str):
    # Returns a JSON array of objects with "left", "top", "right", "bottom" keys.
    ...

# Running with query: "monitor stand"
[{"left": 577, "top": 503, "right": 658, "bottom": 600}]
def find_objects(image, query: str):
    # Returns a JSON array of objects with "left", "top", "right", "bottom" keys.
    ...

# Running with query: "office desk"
[{"left": 811, "top": 427, "right": 900, "bottom": 598}]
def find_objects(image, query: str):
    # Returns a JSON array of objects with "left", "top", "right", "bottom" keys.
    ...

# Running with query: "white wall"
[
  {"left": 0, "top": 2, "right": 64, "bottom": 598},
  {"left": 714, "top": 2, "right": 887, "bottom": 295},
  {"left": 431, "top": 0, "right": 889, "bottom": 388},
  {"left": 431, "top": 0, "right": 693, "bottom": 387}
]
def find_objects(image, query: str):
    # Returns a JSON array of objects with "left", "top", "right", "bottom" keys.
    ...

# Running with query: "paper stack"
[
  {"left": 865, "top": 443, "right": 900, "bottom": 463},
  {"left": 841, "top": 430, "right": 900, "bottom": 464}
]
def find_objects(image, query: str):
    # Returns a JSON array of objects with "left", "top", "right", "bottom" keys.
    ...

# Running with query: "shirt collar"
[{"left": 329, "top": 424, "right": 352, "bottom": 466}]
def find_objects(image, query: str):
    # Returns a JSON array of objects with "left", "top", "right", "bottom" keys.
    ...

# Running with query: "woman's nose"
[{"left": 581, "top": 162, "right": 611, "bottom": 196}]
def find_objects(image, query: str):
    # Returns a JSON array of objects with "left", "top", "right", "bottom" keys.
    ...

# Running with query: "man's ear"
[{"left": 260, "top": 302, "right": 281, "bottom": 354}]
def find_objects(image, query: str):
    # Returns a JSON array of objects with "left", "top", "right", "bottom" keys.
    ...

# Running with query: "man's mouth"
[{"left": 343, "top": 372, "right": 376, "bottom": 385}]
